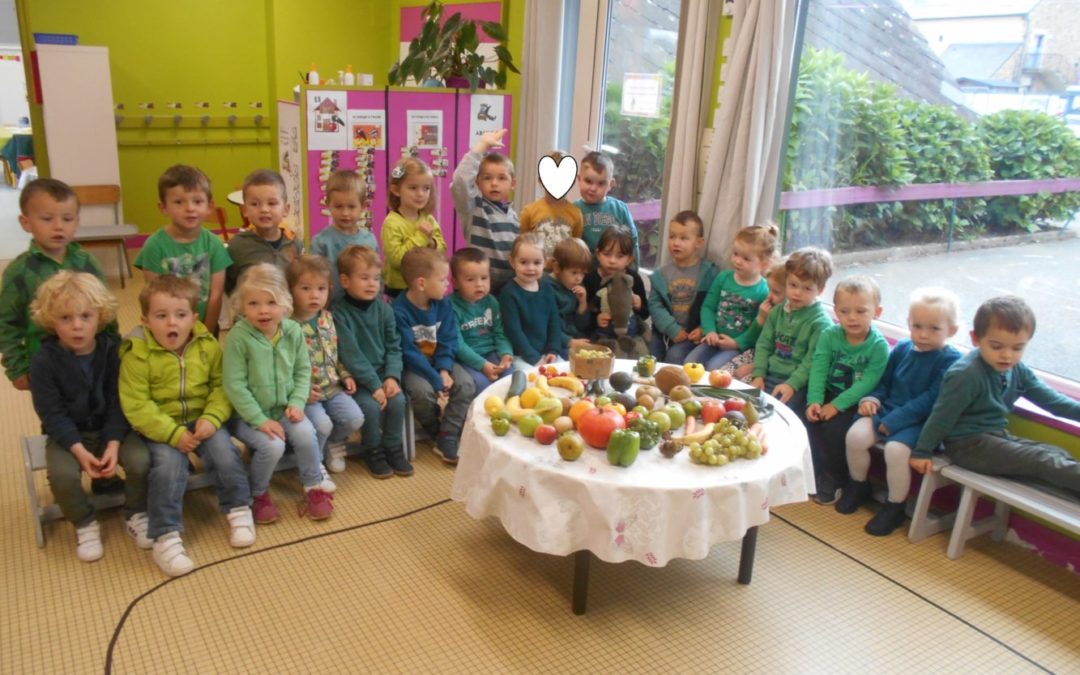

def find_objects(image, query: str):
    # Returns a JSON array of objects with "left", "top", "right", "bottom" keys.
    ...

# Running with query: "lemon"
[
  {"left": 520, "top": 386, "right": 543, "bottom": 409},
  {"left": 484, "top": 395, "right": 505, "bottom": 417}
]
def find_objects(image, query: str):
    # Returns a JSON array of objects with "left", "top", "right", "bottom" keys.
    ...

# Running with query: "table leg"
[
  {"left": 572, "top": 550, "right": 591, "bottom": 615},
  {"left": 737, "top": 526, "right": 759, "bottom": 585}
]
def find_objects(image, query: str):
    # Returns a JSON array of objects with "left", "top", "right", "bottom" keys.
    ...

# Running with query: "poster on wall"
[
  {"left": 407, "top": 109, "right": 443, "bottom": 148},
  {"left": 348, "top": 109, "right": 385, "bottom": 150},
  {"left": 277, "top": 100, "right": 304, "bottom": 237},
  {"left": 468, "top": 94, "right": 504, "bottom": 143},
  {"left": 306, "top": 90, "right": 348, "bottom": 150}
]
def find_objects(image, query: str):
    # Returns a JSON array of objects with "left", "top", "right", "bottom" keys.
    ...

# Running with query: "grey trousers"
[
  {"left": 944, "top": 430, "right": 1080, "bottom": 497},
  {"left": 402, "top": 362, "right": 476, "bottom": 440},
  {"left": 46, "top": 430, "right": 150, "bottom": 526}
]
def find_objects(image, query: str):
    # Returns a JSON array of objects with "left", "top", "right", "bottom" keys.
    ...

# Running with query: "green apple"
[
  {"left": 663, "top": 403, "right": 687, "bottom": 430},
  {"left": 518, "top": 413, "right": 543, "bottom": 438},
  {"left": 647, "top": 410, "right": 672, "bottom": 433}
]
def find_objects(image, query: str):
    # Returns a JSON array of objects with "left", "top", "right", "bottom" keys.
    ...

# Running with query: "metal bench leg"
[
  {"left": 117, "top": 241, "right": 127, "bottom": 289},
  {"left": 22, "top": 437, "right": 46, "bottom": 548},
  {"left": 403, "top": 400, "right": 416, "bottom": 461},
  {"left": 908, "top": 467, "right": 954, "bottom": 543},
  {"left": 991, "top": 501, "right": 1011, "bottom": 542},
  {"left": 947, "top": 486, "right": 979, "bottom": 559}
]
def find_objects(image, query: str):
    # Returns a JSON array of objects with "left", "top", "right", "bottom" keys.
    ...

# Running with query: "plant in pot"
[{"left": 388, "top": 1, "right": 519, "bottom": 91}]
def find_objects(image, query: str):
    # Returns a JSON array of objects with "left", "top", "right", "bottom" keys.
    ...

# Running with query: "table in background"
[
  {"left": 1, "top": 128, "right": 33, "bottom": 186},
  {"left": 451, "top": 360, "right": 814, "bottom": 614}
]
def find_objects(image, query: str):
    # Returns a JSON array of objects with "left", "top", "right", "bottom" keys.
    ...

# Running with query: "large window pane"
[{"left": 785, "top": 0, "right": 1080, "bottom": 380}]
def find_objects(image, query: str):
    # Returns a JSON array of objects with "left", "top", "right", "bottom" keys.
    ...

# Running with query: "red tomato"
[
  {"left": 723, "top": 398, "right": 746, "bottom": 413},
  {"left": 578, "top": 407, "right": 627, "bottom": 449},
  {"left": 701, "top": 400, "right": 726, "bottom": 424}
]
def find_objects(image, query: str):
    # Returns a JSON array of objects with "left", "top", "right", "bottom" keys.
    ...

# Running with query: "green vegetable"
[
  {"left": 636, "top": 355, "right": 656, "bottom": 377},
  {"left": 606, "top": 429, "right": 641, "bottom": 467},
  {"left": 629, "top": 417, "right": 662, "bottom": 450},
  {"left": 505, "top": 370, "right": 527, "bottom": 401}
]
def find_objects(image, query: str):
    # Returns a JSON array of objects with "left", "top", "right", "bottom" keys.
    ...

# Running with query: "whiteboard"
[{"left": 36, "top": 44, "right": 120, "bottom": 226}]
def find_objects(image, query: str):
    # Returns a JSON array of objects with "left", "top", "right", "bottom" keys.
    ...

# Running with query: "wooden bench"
[{"left": 939, "top": 464, "right": 1080, "bottom": 559}]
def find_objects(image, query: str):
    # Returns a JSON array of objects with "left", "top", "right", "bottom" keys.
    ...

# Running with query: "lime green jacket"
[
  {"left": 119, "top": 322, "right": 232, "bottom": 446},
  {"left": 223, "top": 318, "right": 311, "bottom": 428}
]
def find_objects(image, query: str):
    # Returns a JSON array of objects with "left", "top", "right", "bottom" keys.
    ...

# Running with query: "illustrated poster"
[
  {"left": 407, "top": 109, "right": 443, "bottom": 149},
  {"left": 348, "top": 109, "right": 385, "bottom": 150},
  {"left": 306, "top": 90, "right": 348, "bottom": 150},
  {"left": 468, "top": 94, "right": 505, "bottom": 144}
]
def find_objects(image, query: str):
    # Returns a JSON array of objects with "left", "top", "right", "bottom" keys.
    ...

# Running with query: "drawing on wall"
[
  {"left": 407, "top": 109, "right": 443, "bottom": 148},
  {"left": 469, "top": 94, "right": 503, "bottom": 143},
  {"left": 348, "top": 109, "right": 385, "bottom": 150},
  {"left": 306, "top": 91, "right": 348, "bottom": 150}
]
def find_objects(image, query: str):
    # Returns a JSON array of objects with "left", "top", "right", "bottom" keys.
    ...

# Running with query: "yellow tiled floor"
[{"left": 2, "top": 271, "right": 1078, "bottom": 673}]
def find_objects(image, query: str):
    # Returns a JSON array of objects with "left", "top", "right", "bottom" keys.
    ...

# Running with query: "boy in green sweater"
[
  {"left": 914, "top": 296, "right": 1080, "bottom": 498},
  {"left": 805, "top": 277, "right": 890, "bottom": 504},
  {"left": 449, "top": 247, "right": 514, "bottom": 395},
  {"left": 330, "top": 245, "right": 412, "bottom": 478},
  {"left": 751, "top": 247, "right": 834, "bottom": 412}
]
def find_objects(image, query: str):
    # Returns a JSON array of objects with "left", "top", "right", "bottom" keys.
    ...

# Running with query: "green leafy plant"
[{"left": 388, "top": 1, "right": 519, "bottom": 91}]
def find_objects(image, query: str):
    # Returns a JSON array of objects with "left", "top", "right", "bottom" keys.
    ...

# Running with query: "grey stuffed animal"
[{"left": 600, "top": 272, "right": 634, "bottom": 337}]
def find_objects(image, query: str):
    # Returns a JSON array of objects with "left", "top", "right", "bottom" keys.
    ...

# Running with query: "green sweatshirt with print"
[
  {"left": 751, "top": 300, "right": 832, "bottom": 391},
  {"left": 450, "top": 294, "right": 513, "bottom": 371},
  {"left": 806, "top": 324, "right": 890, "bottom": 410}
]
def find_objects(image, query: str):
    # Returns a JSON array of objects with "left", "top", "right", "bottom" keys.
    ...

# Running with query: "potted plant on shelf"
[{"left": 388, "top": 0, "right": 519, "bottom": 91}]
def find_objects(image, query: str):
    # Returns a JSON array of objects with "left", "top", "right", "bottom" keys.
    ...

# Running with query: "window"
[{"left": 783, "top": 0, "right": 1080, "bottom": 381}]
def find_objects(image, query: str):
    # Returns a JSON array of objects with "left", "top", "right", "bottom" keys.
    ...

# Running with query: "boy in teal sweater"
[
  {"left": 751, "top": 247, "right": 834, "bottom": 413},
  {"left": 805, "top": 277, "right": 890, "bottom": 504},
  {"left": 449, "top": 247, "right": 514, "bottom": 396},
  {"left": 915, "top": 296, "right": 1080, "bottom": 498},
  {"left": 330, "top": 245, "right": 412, "bottom": 478},
  {"left": 574, "top": 151, "right": 640, "bottom": 263}
]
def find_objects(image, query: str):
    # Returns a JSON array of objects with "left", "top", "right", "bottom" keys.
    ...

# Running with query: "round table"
[{"left": 451, "top": 360, "right": 813, "bottom": 613}]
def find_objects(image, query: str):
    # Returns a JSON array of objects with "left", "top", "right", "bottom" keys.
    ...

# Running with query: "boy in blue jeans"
[
  {"left": 915, "top": 296, "right": 1080, "bottom": 497},
  {"left": 449, "top": 247, "right": 514, "bottom": 395},
  {"left": 394, "top": 247, "right": 476, "bottom": 465}
]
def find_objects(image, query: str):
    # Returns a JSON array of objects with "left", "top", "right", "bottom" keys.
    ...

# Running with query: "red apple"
[
  {"left": 534, "top": 424, "right": 559, "bottom": 445},
  {"left": 701, "top": 400, "right": 726, "bottom": 424},
  {"left": 709, "top": 369, "right": 733, "bottom": 388},
  {"left": 723, "top": 397, "right": 746, "bottom": 413},
  {"left": 578, "top": 407, "right": 627, "bottom": 449}
]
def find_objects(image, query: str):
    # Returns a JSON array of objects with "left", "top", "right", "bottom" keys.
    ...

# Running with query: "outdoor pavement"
[{"left": 825, "top": 236, "right": 1080, "bottom": 383}]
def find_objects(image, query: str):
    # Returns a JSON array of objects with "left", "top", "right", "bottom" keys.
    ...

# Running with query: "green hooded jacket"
[{"left": 223, "top": 318, "right": 311, "bottom": 428}]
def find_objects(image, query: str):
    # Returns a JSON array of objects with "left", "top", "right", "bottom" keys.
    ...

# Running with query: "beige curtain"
[
  {"left": 699, "top": 0, "right": 801, "bottom": 266},
  {"left": 659, "top": 0, "right": 722, "bottom": 266},
  {"left": 512, "top": 0, "right": 566, "bottom": 212}
]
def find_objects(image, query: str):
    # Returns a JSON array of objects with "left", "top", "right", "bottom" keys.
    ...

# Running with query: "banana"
[
  {"left": 535, "top": 374, "right": 552, "bottom": 397},
  {"left": 504, "top": 396, "right": 533, "bottom": 422},
  {"left": 548, "top": 375, "right": 585, "bottom": 397},
  {"left": 673, "top": 422, "right": 716, "bottom": 445}
]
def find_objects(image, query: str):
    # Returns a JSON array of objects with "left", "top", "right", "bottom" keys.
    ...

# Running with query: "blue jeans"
[
  {"left": 231, "top": 414, "right": 323, "bottom": 494},
  {"left": 649, "top": 332, "right": 696, "bottom": 364},
  {"left": 305, "top": 390, "right": 365, "bottom": 458},
  {"left": 462, "top": 351, "right": 512, "bottom": 396},
  {"left": 353, "top": 388, "right": 406, "bottom": 452},
  {"left": 686, "top": 343, "right": 740, "bottom": 370},
  {"left": 145, "top": 426, "right": 250, "bottom": 540}
]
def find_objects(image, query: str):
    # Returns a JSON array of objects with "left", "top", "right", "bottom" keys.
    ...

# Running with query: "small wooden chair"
[{"left": 71, "top": 184, "right": 138, "bottom": 288}]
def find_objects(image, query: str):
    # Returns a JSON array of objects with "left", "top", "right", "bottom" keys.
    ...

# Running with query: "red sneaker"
[
  {"left": 299, "top": 489, "right": 334, "bottom": 521},
  {"left": 252, "top": 493, "right": 279, "bottom": 524}
]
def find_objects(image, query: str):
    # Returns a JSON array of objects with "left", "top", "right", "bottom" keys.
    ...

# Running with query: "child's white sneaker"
[
  {"left": 152, "top": 532, "right": 194, "bottom": 577},
  {"left": 75, "top": 521, "right": 103, "bottom": 562},
  {"left": 227, "top": 506, "right": 256, "bottom": 548},
  {"left": 326, "top": 442, "right": 347, "bottom": 473},
  {"left": 125, "top": 512, "right": 153, "bottom": 550},
  {"left": 318, "top": 465, "right": 337, "bottom": 493}
]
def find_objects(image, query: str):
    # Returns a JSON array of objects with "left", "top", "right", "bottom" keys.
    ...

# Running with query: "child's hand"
[
  {"left": 909, "top": 458, "right": 933, "bottom": 475},
  {"left": 373, "top": 387, "right": 388, "bottom": 409},
  {"left": 805, "top": 403, "right": 822, "bottom": 422},
  {"left": 177, "top": 430, "right": 201, "bottom": 453},
  {"left": 716, "top": 334, "right": 738, "bottom": 350},
  {"left": 772, "top": 383, "right": 795, "bottom": 404},
  {"left": 12, "top": 374, "right": 29, "bottom": 391},
  {"left": 498, "top": 355, "right": 514, "bottom": 373},
  {"left": 72, "top": 444, "right": 103, "bottom": 478},
  {"left": 99, "top": 441, "right": 120, "bottom": 477},
  {"left": 632, "top": 294, "right": 642, "bottom": 311},
  {"left": 751, "top": 377, "right": 765, "bottom": 390},
  {"left": 473, "top": 129, "right": 507, "bottom": 154},
  {"left": 417, "top": 217, "right": 434, "bottom": 238},
  {"left": 307, "top": 383, "right": 321, "bottom": 404},
  {"left": 193, "top": 419, "right": 216, "bottom": 441},
  {"left": 383, "top": 377, "right": 401, "bottom": 399},
  {"left": 482, "top": 362, "right": 500, "bottom": 381},
  {"left": 259, "top": 419, "right": 286, "bottom": 441},
  {"left": 757, "top": 300, "right": 774, "bottom": 324},
  {"left": 820, "top": 403, "right": 839, "bottom": 421},
  {"left": 285, "top": 406, "right": 303, "bottom": 423},
  {"left": 343, "top": 377, "right": 357, "bottom": 395},
  {"left": 704, "top": 331, "right": 720, "bottom": 346},
  {"left": 858, "top": 400, "right": 879, "bottom": 417},
  {"left": 673, "top": 329, "right": 689, "bottom": 344},
  {"left": 597, "top": 312, "right": 611, "bottom": 328},
  {"left": 540, "top": 353, "right": 558, "bottom": 365},
  {"left": 878, "top": 422, "right": 891, "bottom": 436},
  {"left": 440, "top": 370, "right": 454, "bottom": 392},
  {"left": 687, "top": 327, "right": 703, "bottom": 343},
  {"left": 734, "top": 363, "right": 753, "bottom": 379}
]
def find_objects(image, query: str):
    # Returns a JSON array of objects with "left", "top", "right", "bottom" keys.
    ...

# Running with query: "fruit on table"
[
  {"left": 534, "top": 396, "right": 563, "bottom": 424},
  {"left": 548, "top": 375, "right": 585, "bottom": 396},
  {"left": 629, "top": 416, "right": 662, "bottom": 449},
  {"left": 723, "top": 397, "right": 747, "bottom": 413},
  {"left": 681, "top": 398, "right": 703, "bottom": 418},
  {"left": 557, "top": 432, "right": 585, "bottom": 461},
  {"left": 687, "top": 417, "right": 762, "bottom": 465},
  {"left": 553, "top": 416, "right": 575, "bottom": 434},
  {"left": 636, "top": 394, "right": 656, "bottom": 411},
  {"left": 518, "top": 413, "right": 543, "bottom": 438},
  {"left": 491, "top": 415, "right": 511, "bottom": 436},
  {"left": 659, "top": 438, "right": 682, "bottom": 458},
  {"left": 578, "top": 406, "right": 627, "bottom": 449},
  {"left": 505, "top": 396, "right": 536, "bottom": 422},
  {"left": 723, "top": 410, "right": 748, "bottom": 429},
  {"left": 655, "top": 365, "right": 691, "bottom": 394},
  {"left": 484, "top": 395, "right": 505, "bottom": 417},
  {"left": 636, "top": 355, "right": 656, "bottom": 377},
  {"left": 535, "top": 374, "right": 553, "bottom": 397},
  {"left": 742, "top": 400, "right": 759, "bottom": 426},
  {"left": 683, "top": 362, "right": 705, "bottom": 383},
  {"left": 595, "top": 395, "right": 612, "bottom": 407},
  {"left": 569, "top": 398, "right": 596, "bottom": 425},
  {"left": 663, "top": 403, "right": 687, "bottom": 430},
  {"left": 701, "top": 400, "right": 726, "bottom": 424},
  {"left": 631, "top": 405, "right": 648, "bottom": 417},
  {"left": 668, "top": 385, "right": 693, "bottom": 402},
  {"left": 575, "top": 348, "right": 611, "bottom": 359},
  {"left": 635, "top": 384, "right": 662, "bottom": 402},
  {"left": 534, "top": 424, "right": 558, "bottom": 445},
  {"left": 604, "top": 402, "right": 627, "bottom": 417},
  {"left": 647, "top": 410, "right": 672, "bottom": 433},
  {"left": 606, "top": 429, "right": 641, "bottom": 467},
  {"left": 506, "top": 369, "right": 527, "bottom": 401},
  {"left": 709, "top": 369, "right": 733, "bottom": 388},
  {"left": 609, "top": 371, "right": 633, "bottom": 393},
  {"left": 671, "top": 422, "right": 715, "bottom": 445},
  {"left": 520, "top": 386, "right": 543, "bottom": 409},
  {"left": 611, "top": 392, "right": 636, "bottom": 411}
]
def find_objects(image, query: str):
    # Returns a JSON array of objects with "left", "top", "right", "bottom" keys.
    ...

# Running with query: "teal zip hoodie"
[
  {"left": 751, "top": 300, "right": 832, "bottom": 391},
  {"left": 223, "top": 317, "right": 311, "bottom": 428}
]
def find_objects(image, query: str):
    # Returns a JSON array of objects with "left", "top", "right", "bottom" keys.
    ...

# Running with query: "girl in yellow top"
[{"left": 380, "top": 158, "right": 447, "bottom": 296}]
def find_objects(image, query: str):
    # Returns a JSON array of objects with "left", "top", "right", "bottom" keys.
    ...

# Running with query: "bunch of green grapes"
[{"left": 688, "top": 419, "right": 762, "bottom": 466}]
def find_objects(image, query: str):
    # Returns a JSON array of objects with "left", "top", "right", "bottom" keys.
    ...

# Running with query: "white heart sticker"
[{"left": 537, "top": 155, "right": 578, "bottom": 200}]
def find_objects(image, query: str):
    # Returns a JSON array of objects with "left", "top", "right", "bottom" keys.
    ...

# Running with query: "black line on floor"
[
  {"left": 103, "top": 498, "right": 453, "bottom": 674},
  {"left": 772, "top": 512, "right": 1053, "bottom": 674}
]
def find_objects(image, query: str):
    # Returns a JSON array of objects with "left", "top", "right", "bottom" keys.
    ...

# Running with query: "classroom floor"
[{"left": 1, "top": 270, "right": 1078, "bottom": 674}]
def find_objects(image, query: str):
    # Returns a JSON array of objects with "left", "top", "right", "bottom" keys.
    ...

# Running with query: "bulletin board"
[{"left": 299, "top": 86, "right": 511, "bottom": 253}]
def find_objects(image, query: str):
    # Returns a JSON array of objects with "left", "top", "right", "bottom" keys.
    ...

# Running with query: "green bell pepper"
[
  {"left": 606, "top": 429, "right": 641, "bottom": 467},
  {"left": 629, "top": 417, "right": 662, "bottom": 450}
]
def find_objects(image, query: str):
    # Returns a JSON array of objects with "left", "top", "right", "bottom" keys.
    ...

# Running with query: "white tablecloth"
[{"left": 451, "top": 361, "right": 814, "bottom": 566}]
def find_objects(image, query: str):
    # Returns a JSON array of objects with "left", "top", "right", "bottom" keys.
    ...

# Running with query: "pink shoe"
[
  {"left": 299, "top": 489, "right": 334, "bottom": 521},
  {"left": 252, "top": 493, "right": 279, "bottom": 524}
]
